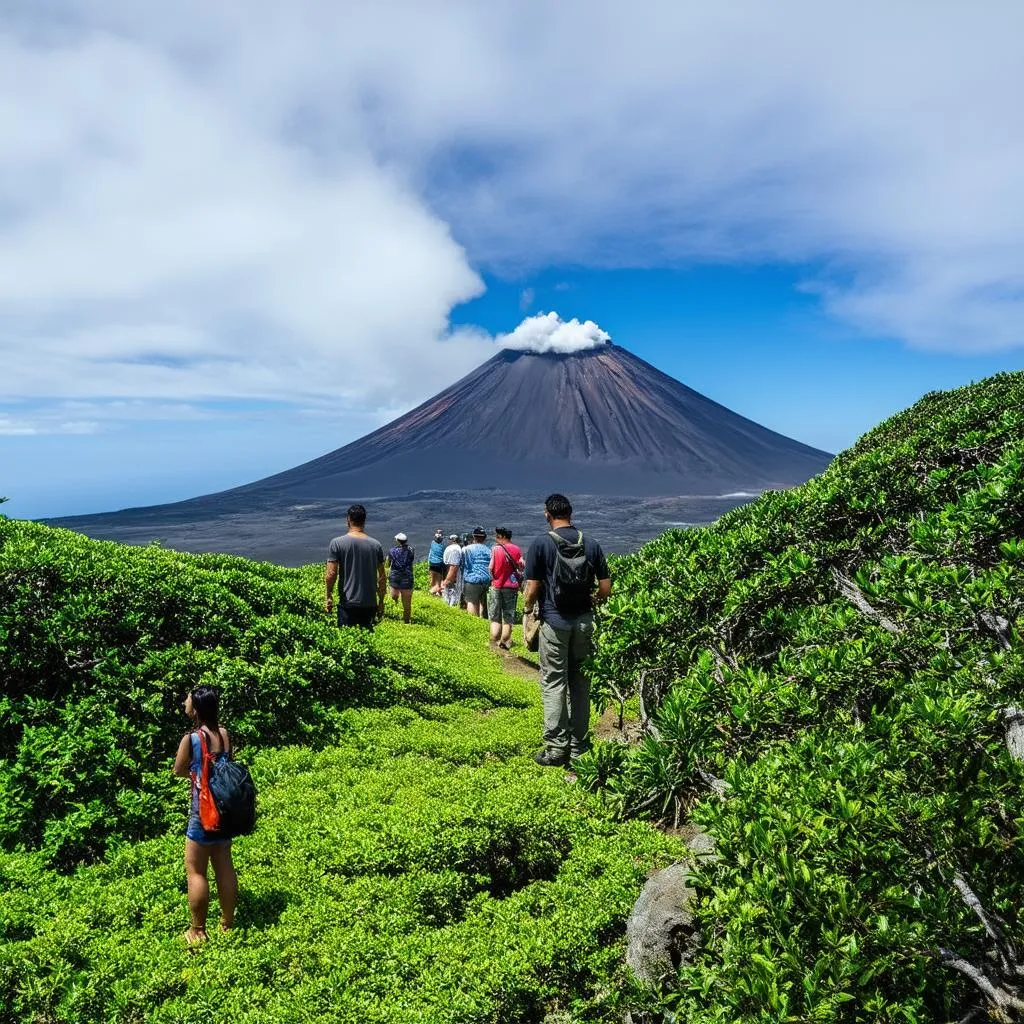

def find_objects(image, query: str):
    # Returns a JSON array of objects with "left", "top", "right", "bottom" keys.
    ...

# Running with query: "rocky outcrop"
[{"left": 625, "top": 831, "right": 717, "bottom": 985}]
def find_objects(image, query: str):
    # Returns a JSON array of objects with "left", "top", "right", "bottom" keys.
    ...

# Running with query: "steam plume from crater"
[{"left": 499, "top": 311, "right": 611, "bottom": 354}]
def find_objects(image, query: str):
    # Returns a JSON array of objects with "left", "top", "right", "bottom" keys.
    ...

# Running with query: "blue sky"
[{"left": 2, "top": 3, "right": 1023, "bottom": 519}]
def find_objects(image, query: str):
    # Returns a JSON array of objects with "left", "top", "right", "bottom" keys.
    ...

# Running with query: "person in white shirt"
[{"left": 441, "top": 534, "right": 464, "bottom": 607}]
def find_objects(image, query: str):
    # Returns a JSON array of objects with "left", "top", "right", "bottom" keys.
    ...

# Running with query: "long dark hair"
[{"left": 190, "top": 685, "right": 220, "bottom": 733}]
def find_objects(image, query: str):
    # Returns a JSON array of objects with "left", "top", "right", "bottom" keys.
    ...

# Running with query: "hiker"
[
  {"left": 523, "top": 493, "right": 611, "bottom": 767},
  {"left": 427, "top": 529, "right": 446, "bottom": 595},
  {"left": 324, "top": 504, "right": 386, "bottom": 629},
  {"left": 173, "top": 685, "right": 237, "bottom": 946},
  {"left": 461, "top": 527, "right": 492, "bottom": 619},
  {"left": 441, "top": 533, "right": 464, "bottom": 607},
  {"left": 387, "top": 532, "right": 416, "bottom": 624},
  {"left": 489, "top": 526, "right": 524, "bottom": 650}
]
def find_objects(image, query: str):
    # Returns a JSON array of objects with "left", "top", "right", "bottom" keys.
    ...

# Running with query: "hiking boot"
[{"left": 534, "top": 748, "right": 569, "bottom": 768}]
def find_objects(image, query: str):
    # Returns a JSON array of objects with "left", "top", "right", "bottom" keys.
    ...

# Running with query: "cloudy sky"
[{"left": 2, "top": 1, "right": 1023, "bottom": 517}]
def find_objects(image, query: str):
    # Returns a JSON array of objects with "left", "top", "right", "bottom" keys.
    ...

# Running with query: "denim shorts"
[{"left": 186, "top": 812, "right": 229, "bottom": 846}]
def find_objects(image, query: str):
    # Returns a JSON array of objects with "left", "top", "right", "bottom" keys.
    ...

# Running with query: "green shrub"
[
  {"left": 585, "top": 371, "right": 1024, "bottom": 1020},
  {"left": 0, "top": 524, "right": 519, "bottom": 867}
]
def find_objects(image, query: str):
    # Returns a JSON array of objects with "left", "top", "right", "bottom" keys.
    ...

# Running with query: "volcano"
[
  {"left": 232, "top": 342, "right": 831, "bottom": 499},
  {"left": 48, "top": 342, "right": 833, "bottom": 562}
]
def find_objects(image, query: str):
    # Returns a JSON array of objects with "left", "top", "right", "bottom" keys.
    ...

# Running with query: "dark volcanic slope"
[
  {"left": 233, "top": 344, "right": 831, "bottom": 500},
  {"left": 47, "top": 344, "right": 833, "bottom": 561}
]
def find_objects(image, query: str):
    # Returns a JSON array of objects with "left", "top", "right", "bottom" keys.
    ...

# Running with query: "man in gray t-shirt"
[{"left": 325, "top": 504, "right": 386, "bottom": 630}]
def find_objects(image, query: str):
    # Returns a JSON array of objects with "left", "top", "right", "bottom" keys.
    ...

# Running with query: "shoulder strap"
[
  {"left": 548, "top": 528, "right": 583, "bottom": 548},
  {"left": 200, "top": 725, "right": 223, "bottom": 755}
]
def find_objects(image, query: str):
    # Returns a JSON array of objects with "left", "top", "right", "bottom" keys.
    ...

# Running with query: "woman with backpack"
[
  {"left": 173, "top": 685, "right": 238, "bottom": 946},
  {"left": 427, "top": 529, "right": 446, "bottom": 595},
  {"left": 387, "top": 532, "right": 416, "bottom": 623}
]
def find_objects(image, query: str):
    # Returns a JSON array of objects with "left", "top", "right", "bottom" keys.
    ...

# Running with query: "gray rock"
[
  {"left": 625, "top": 862, "right": 700, "bottom": 984},
  {"left": 685, "top": 829, "right": 717, "bottom": 862}
]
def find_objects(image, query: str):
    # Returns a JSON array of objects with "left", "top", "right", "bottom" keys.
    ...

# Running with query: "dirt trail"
[{"left": 497, "top": 648, "right": 540, "bottom": 680}]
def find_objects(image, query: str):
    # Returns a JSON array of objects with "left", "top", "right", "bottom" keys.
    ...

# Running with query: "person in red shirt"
[{"left": 488, "top": 527, "right": 524, "bottom": 650}]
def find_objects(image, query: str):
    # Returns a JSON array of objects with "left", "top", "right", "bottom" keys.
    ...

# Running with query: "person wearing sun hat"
[
  {"left": 387, "top": 532, "right": 416, "bottom": 624},
  {"left": 442, "top": 533, "right": 464, "bottom": 607},
  {"left": 427, "top": 529, "right": 446, "bottom": 595},
  {"left": 461, "top": 526, "right": 493, "bottom": 619}
]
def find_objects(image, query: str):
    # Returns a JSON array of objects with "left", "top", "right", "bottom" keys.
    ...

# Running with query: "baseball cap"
[
  {"left": 448, "top": 533, "right": 460, "bottom": 541},
  {"left": 472, "top": 525, "right": 486, "bottom": 536},
  {"left": 395, "top": 532, "right": 407, "bottom": 542}
]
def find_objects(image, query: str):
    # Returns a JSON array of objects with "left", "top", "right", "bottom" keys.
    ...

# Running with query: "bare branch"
[
  {"left": 938, "top": 949, "right": 1024, "bottom": 1016},
  {"left": 1003, "top": 707, "right": 1024, "bottom": 763},
  {"left": 696, "top": 769, "right": 731, "bottom": 801},
  {"left": 831, "top": 569, "right": 901, "bottom": 632},
  {"left": 638, "top": 668, "right": 666, "bottom": 739},
  {"left": 979, "top": 611, "right": 1013, "bottom": 650},
  {"left": 951, "top": 870, "right": 1019, "bottom": 975}
]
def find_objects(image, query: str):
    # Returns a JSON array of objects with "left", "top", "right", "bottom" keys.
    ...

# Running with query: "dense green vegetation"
[
  {"left": 0, "top": 523, "right": 681, "bottom": 1022},
  {"left": 584, "top": 372, "right": 1024, "bottom": 1021}
]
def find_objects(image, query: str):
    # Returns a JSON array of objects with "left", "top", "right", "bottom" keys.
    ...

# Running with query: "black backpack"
[
  {"left": 548, "top": 529, "right": 594, "bottom": 615},
  {"left": 201, "top": 732, "right": 257, "bottom": 838}
]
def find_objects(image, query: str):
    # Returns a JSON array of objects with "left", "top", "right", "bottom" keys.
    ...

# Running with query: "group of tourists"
[
  {"left": 174, "top": 492, "right": 610, "bottom": 945},
  {"left": 321, "top": 492, "right": 611, "bottom": 768},
  {"left": 425, "top": 526, "right": 524, "bottom": 647}
]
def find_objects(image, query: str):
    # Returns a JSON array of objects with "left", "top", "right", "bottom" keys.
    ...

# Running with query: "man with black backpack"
[{"left": 523, "top": 493, "right": 611, "bottom": 767}]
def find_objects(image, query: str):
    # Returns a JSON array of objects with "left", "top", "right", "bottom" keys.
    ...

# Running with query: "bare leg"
[
  {"left": 466, "top": 600, "right": 480, "bottom": 618},
  {"left": 490, "top": 619, "right": 501, "bottom": 643},
  {"left": 209, "top": 841, "right": 237, "bottom": 931},
  {"left": 400, "top": 590, "right": 412, "bottom": 623},
  {"left": 500, "top": 622, "right": 513, "bottom": 645},
  {"left": 184, "top": 840, "right": 212, "bottom": 941}
]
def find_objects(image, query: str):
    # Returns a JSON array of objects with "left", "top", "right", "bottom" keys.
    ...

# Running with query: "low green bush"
[{"left": 0, "top": 523, "right": 523, "bottom": 868}]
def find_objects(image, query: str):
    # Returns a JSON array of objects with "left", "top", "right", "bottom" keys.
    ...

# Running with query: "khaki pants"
[{"left": 538, "top": 615, "right": 594, "bottom": 757}]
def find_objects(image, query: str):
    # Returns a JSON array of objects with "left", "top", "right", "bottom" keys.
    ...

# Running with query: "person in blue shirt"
[
  {"left": 461, "top": 526, "right": 493, "bottom": 618},
  {"left": 427, "top": 529, "right": 446, "bottom": 595}
]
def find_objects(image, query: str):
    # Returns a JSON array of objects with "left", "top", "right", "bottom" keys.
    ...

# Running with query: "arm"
[
  {"left": 172, "top": 733, "right": 192, "bottom": 778},
  {"left": 377, "top": 562, "right": 387, "bottom": 609},
  {"left": 324, "top": 560, "right": 339, "bottom": 613},
  {"left": 591, "top": 546, "right": 612, "bottom": 606},
  {"left": 523, "top": 579, "right": 542, "bottom": 614}
]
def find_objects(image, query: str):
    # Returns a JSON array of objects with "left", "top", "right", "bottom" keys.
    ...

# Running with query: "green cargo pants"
[{"left": 538, "top": 615, "right": 594, "bottom": 758}]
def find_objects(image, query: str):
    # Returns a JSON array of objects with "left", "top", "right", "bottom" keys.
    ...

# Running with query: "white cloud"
[
  {"left": 1, "top": 0, "right": 1023, "bottom": 447},
  {"left": 0, "top": 415, "right": 98, "bottom": 436},
  {"left": 501, "top": 312, "right": 610, "bottom": 354}
]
